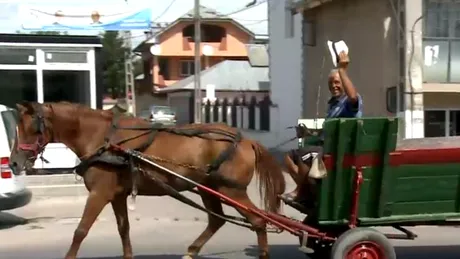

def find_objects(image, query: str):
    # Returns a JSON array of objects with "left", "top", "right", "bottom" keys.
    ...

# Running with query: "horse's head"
[{"left": 9, "top": 102, "right": 54, "bottom": 175}]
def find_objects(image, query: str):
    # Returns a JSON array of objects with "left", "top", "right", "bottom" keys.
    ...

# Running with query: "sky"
[{"left": 0, "top": 0, "right": 268, "bottom": 47}]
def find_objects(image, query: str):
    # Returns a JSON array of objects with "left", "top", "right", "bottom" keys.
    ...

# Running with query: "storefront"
[
  {"left": 0, "top": 33, "right": 103, "bottom": 173},
  {"left": 0, "top": 33, "right": 103, "bottom": 109}
]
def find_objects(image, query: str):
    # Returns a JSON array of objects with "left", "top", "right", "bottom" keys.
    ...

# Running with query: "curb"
[{"left": 24, "top": 175, "right": 87, "bottom": 197}]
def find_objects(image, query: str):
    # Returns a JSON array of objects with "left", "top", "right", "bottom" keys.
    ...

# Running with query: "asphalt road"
[
  {"left": 1, "top": 206, "right": 460, "bottom": 259},
  {"left": 2, "top": 174, "right": 460, "bottom": 259}
]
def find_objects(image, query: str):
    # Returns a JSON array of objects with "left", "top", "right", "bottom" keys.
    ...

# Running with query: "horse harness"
[{"left": 16, "top": 105, "right": 280, "bottom": 232}]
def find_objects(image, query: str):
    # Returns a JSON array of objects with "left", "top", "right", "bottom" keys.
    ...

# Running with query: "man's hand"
[
  {"left": 295, "top": 124, "right": 323, "bottom": 138},
  {"left": 295, "top": 124, "right": 310, "bottom": 138},
  {"left": 337, "top": 51, "right": 349, "bottom": 69}
]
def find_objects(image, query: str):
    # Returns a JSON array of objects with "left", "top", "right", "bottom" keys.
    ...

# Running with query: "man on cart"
[{"left": 280, "top": 50, "right": 363, "bottom": 205}]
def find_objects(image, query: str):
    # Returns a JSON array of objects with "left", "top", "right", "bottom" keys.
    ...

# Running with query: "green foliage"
[{"left": 101, "top": 31, "right": 129, "bottom": 99}]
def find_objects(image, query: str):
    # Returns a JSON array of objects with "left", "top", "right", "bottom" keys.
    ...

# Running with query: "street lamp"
[
  {"left": 202, "top": 44, "right": 213, "bottom": 70},
  {"left": 202, "top": 44, "right": 213, "bottom": 56},
  {"left": 149, "top": 44, "right": 162, "bottom": 91},
  {"left": 149, "top": 44, "right": 161, "bottom": 55}
]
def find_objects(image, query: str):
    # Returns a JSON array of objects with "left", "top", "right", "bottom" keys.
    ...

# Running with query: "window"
[
  {"left": 43, "top": 71, "right": 91, "bottom": 106},
  {"left": 44, "top": 51, "right": 88, "bottom": 63},
  {"left": 182, "top": 24, "right": 225, "bottom": 42},
  {"left": 386, "top": 86, "right": 404, "bottom": 113},
  {"left": 425, "top": 110, "right": 460, "bottom": 137},
  {"left": 302, "top": 19, "right": 316, "bottom": 46},
  {"left": 180, "top": 60, "right": 195, "bottom": 77},
  {"left": 449, "top": 41, "right": 460, "bottom": 82},
  {"left": 423, "top": 1, "right": 460, "bottom": 83},
  {"left": 424, "top": 110, "right": 446, "bottom": 137},
  {"left": 0, "top": 70, "right": 37, "bottom": 108},
  {"left": 422, "top": 40, "right": 449, "bottom": 82},
  {"left": 424, "top": 0, "right": 450, "bottom": 38},
  {"left": 0, "top": 48, "right": 36, "bottom": 65},
  {"left": 449, "top": 110, "right": 460, "bottom": 136}
]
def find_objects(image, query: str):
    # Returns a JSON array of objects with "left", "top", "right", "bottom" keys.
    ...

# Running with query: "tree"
[{"left": 101, "top": 31, "right": 128, "bottom": 99}]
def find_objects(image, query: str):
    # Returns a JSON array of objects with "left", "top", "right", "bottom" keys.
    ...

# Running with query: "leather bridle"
[{"left": 17, "top": 104, "right": 50, "bottom": 159}]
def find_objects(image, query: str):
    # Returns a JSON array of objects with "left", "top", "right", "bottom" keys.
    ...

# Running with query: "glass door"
[
  {"left": 43, "top": 70, "right": 91, "bottom": 106},
  {"left": 38, "top": 48, "right": 96, "bottom": 108}
]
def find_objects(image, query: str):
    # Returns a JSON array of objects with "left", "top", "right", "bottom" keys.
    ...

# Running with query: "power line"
[
  {"left": 152, "top": 0, "right": 178, "bottom": 22},
  {"left": 224, "top": 0, "right": 267, "bottom": 16},
  {"left": 242, "top": 19, "right": 267, "bottom": 26}
]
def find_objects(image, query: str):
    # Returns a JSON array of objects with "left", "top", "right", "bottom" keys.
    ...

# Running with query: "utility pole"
[
  {"left": 193, "top": 0, "right": 202, "bottom": 123},
  {"left": 124, "top": 31, "right": 136, "bottom": 116}
]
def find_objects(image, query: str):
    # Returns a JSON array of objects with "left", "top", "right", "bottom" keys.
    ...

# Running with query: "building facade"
[
  {"left": 267, "top": 0, "right": 304, "bottom": 151},
  {"left": 0, "top": 33, "right": 104, "bottom": 173},
  {"left": 269, "top": 0, "right": 460, "bottom": 140},
  {"left": 133, "top": 6, "right": 261, "bottom": 113}
]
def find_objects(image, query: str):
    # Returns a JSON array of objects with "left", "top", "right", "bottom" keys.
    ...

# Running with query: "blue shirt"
[
  {"left": 317, "top": 94, "right": 363, "bottom": 143},
  {"left": 326, "top": 94, "right": 363, "bottom": 118}
]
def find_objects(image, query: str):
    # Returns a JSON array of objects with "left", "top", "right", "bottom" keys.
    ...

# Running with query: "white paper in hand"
[{"left": 327, "top": 40, "right": 349, "bottom": 67}]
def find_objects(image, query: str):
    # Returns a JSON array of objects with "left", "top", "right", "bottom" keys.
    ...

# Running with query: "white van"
[{"left": 0, "top": 105, "right": 32, "bottom": 210}]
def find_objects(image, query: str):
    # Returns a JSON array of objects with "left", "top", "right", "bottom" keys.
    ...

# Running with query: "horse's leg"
[
  {"left": 183, "top": 192, "right": 225, "bottom": 259},
  {"left": 230, "top": 192, "right": 269, "bottom": 259},
  {"left": 111, "top": 193, "right": 133, "bottom": 259},
  {"left": 64, "top": 190, "right": 110, "bottom": 259}
]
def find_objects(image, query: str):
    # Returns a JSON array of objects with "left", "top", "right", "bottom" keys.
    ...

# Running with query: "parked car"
[
  {"left": 140, "top": 105, "right": 177, "bottom": 126},
  {"left": 0, "top": 104, "right": 32, "bottom": 211}
]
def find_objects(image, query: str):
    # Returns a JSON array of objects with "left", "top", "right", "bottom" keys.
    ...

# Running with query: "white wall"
[{"left": 267, "top": 0, "right": 303, "bottom": 151}]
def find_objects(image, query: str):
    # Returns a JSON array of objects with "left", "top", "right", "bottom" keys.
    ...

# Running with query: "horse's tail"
[{"left": 251, "top": 141, "right": 286, "bottom": 213}]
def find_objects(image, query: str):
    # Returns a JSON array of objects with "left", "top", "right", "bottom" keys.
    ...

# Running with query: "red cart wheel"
[
  {"left": 330, "top": 228, "right": 396, "bottom": 259},
  {"left": 346, "top": 241, "right": 383, "bottom": 259}
]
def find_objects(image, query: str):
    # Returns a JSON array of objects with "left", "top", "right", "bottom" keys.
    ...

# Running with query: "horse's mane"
[{"left": 47, "top": 101, "right": 113, "bottom": 121}]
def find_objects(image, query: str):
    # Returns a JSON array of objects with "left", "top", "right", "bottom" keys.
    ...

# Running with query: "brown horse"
[{"left": 10, "top": 101, "right": 286, "bottom": 259}]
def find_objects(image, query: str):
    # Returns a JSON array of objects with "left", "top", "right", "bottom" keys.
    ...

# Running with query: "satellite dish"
[
  {"left": 150, "top": 44, "right": 161, "bottom": 55},
  {"left": 202, "top": 44, "right": 214, "bottom": 56}
]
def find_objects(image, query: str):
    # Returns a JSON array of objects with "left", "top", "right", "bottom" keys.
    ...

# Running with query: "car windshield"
[{"left": 151, "top": 106, "right": 175, "bottom": 115}]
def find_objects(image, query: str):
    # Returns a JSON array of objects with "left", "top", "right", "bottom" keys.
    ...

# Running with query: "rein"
[{"left": 16, "top": 105, "right": 280, "bottom": 233}]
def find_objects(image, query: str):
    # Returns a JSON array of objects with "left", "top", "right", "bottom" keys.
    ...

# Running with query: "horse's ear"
[{"left": 16, "top": 102, "right": 34, "bottom": 115}]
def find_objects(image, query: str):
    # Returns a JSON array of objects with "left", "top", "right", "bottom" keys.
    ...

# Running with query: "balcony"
[
  {"left": 182, "top": 38, "right": 226, "bottom": 52},
  {"left": 423, "top": 38, "right": 460, "bottom": 83}
]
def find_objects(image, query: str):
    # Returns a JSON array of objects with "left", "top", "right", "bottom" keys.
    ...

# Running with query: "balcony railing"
[{"left": 423, "top": 38, "right": 460, "bottom": 83}]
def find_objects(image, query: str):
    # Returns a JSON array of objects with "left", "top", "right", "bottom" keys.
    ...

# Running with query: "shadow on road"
[
  {"left": 75, "top": 256, "right": 221, "bottom": 259},
  {"left": 0, "top": 212, "right": 28, "bottom": 230},
  {"left": 43, "top": 244, "right": 460, "bottom": 259},
  {"left": 396, "top": 245, "right": 460, "bottom": 259},
  {"left": 242, "top": 244, "right": 460, "bottom": 259},
  {"left": 244, "top": 244, "right": 304, "bottom": 257}
]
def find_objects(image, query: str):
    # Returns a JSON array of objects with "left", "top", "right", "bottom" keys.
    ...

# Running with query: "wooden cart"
[{"left": 294, "top": 117, "right": 460, "bottom": 258}]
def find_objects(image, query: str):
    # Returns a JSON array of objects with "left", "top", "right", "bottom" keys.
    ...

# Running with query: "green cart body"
[{"left": 299, "top": 117, "right": 460, "bottom": 226}]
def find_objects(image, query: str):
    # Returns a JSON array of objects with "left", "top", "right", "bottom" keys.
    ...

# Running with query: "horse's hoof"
[{"left": 182, "top": 254, "right": 194, "bottom": 259}]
